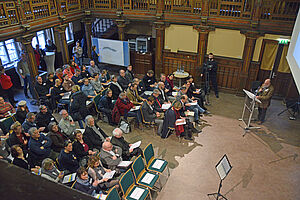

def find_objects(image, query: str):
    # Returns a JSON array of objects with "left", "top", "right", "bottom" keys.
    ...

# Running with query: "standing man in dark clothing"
[
  {"left": 45, "top": 39, "right": 57, "bottom": 52},
  {"left": 142, "top": 70, "right": 157, "bottom": 91},
  {"left": 201, "top": 53, "right": 219, "bottom": 98},
  {"left": 91, "top": 46, "right": 100, "bottom": 67},
  {"left": 17, "top": 53, "right": 35, "bottom": 99}
]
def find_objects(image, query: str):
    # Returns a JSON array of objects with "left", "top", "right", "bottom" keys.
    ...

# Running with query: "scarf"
[
  {"left": 91, "top": 126, "right": 105, "bottom": 141},
  {"left": 111, "top": 81, "right": 123, "bottom": 92},
  {"left": 41, "top": 167, "right": 60, "bottom": 180},
  {"left": 166, "top": 77, "right": 174, "bottom": 89}
]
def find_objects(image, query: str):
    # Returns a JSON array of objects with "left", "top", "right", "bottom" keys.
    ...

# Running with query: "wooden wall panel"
[{"left": 130, "top": 50, "right": 153, "bottom": 75}]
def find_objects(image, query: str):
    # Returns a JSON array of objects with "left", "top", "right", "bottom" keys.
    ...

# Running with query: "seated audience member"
[
  {"left": 70, "top": 85, "right": 89, "bottom": 129},
  {"left": 151, "top": 89, "right": 163, "bottom": 112},
  {"left": 74, "top": 167, "right": 105, "bottom": 196},
  {"left": 165, "top": 73, "right": 175, "bottom": 96},
  {"left": 8, "top": 121, "right": 30, "bottom": 152},
  {"left": 83, "top": 115, "right": 109, "bottom": 151},
  {"left": 41, "top": 158, "right": 64, "bottom": 183},
  {"left": 98, "top": 89, "right": 115, "bottom": 126},
  {"left": 48, "top": 122, "right": 68, "bottom": 157},
  {"left": 90, "top": 73, "right": 103, "bottom": 94},
  {"left": 186, "top": 76, "right": 208, "bottom": 112},
  {"left": 111, "top": 128, "right": 142, "bottom": 160},
  {"left": 117, "top": 69, "right": 130, "bottom": 90},
  {"left": 88, "top": 60, "right": 101, "bottom": 76},
  {"left": 141, "top": 96, "right": 164, "bottom": 135},
  {"left": 46, "top": 72, "right": 55, "bottom": 90},
  {"left": 15, "top": 100, "right": 29, "bottom": 124},
  {"left": 113, "top": 92, "right": 141, "bottom": 126},
  {"left": 157, "top": 81, "right": 170, "bottom": 103},
  {"left": 80, "top": 65, "right": 91, "bottom": 79},
  {"left": 99, "top": 141, "right": 122, "bottom": 169},
  {"left": 11, "top": 144, "right": 40, "bottom": 173},
  {"left": 82, "top": 78, "right": 97, "bottom": 99},
  {"left": 133, "top": 78, "right": 145, "bottom": 95},
  {"left": 126, "top": 82, "right": 145, "bottom": 106},
  {"left": 109, "top": 75, "right": 123, "bottom": 100},
  {"left": 100, "top": 69, "right": 110, "bottom": 85},
  {"left": 88, "top": 156, "right": 119, "bottom": 190},
  {"left": 0, "top": 128, "right": 10, "bottom": 162},
  {"left": 71, "top": 69, "right": 83, "bottom": 86},
  {"left": 35, "top": 75, "right": 51, "bottom": 105},
  {"left": 179, "top": 93, "right": 206, "bottom": 124},
  {"left": 55, "top": 68, "right": 63, "bottom": 82},
  {"left": 125, "top": 65, "right": 134, "bottom": 83},
  {"left": 22, "top": 112, "right": 45, "bottom": 133},
  {"left": 62, "top": 74, "right": 75, "bottom": 92},
  {"left": 0, "top": 96, "right": 15, "bottom": 119},
  {"left": 70, "top": 60, "right": 80, "bottom": 74},
  {"left": 28, "top": 127, "right": 52, "bottom": 166},
  {"left": 161, "top": 101, "right": 193, "bottom": 140},
  {"left": 73, "top": 130, "right": 96, "bottom": 166},
  {"left": 58, "top": 109, "right": 76, "bottom": 139},
  {"left": 51, "top": 79, "right": 70, "bottom": 105},
  {"left": 58, "top": 140, "right": 79, "bottom": 173},
  {"left": 142, "top": 70, "right": 157, "bottom": 91},
  {"left": 63, "top": 65, "right": 74, "bottom": 79},
  {"left": 35, "top": 105, "right": 57, "bottom": 132}
]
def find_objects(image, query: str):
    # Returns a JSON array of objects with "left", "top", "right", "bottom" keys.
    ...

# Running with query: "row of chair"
[{"left": 105, "top": 143, "right": 170, "bottom": 200}]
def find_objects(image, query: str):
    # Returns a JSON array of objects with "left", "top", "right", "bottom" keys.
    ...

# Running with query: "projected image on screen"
[{"left": 293, "top": 32, "right": 300, "bottom": 69}]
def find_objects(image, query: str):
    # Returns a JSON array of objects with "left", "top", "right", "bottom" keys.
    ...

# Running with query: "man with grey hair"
[
  {"left": 118, "top": 69, "right": 130, "bottom": 90},
  {"left": 151, "top": 89, "right": 163, "bottom": 112},
  {"left": 99, "top": 141, "right": 123, "bottom": 169},
  {"left": 111, "top": 128, "right": 142, "bottom": 160},
  {"left": 22, "top": 112, "right": 45, "bottom": 133},
  {"left": 28, "top": 127, "right": 52, "bottom": 166},
  {"left": 157, "top": 81, "right": 170, "bottom": 103},
  {"left": 83, "top": 115, "right": 109, "bottom": 150},
  {"left": 88, "top": 60, "right": 101, "bottom": 76},
  {"left": 58, "top": 109, "right": 76, "bottom": 139}
]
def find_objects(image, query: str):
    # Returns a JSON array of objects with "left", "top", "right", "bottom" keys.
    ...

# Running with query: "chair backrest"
[
  {"left": 93, "top": 93, "right": 102, "bottom": 112},
  {"left": 131, "top": 155, "right": 145, "bottom": 180},
  {"left": 1, "top": 116, "right": 15, "bottom": 134},
  {"left": 105, "top": 186, "right": 121, "bottom": 200},
  {"left": 143, "top": 143, "right": 154, "bottom": 166},
  {"left": 119, "top": 169, "right": 135, "bottom": 196}
]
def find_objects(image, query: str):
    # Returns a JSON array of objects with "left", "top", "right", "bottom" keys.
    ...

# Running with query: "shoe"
[
  {"left": 216, "top": 94, "right": 219, "bottom": 98},
  {"left": 195, "top": 120, "right": 201, "bottom": 125},
  {"left": 204, "top": 111, "right": 211, "bottom": 115},
  {"left": 184, "top": 137, "right": 193, "bottom": 141},
  {"left": 25, "top": 95, "right": 30, "bottom": 99},
  {"left": 257, "top": 121, "right": 263, "bottom": 125}
]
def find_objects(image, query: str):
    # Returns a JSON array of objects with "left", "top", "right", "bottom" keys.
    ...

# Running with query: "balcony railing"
[{"left": 0, "top": 0, "right": 299, "bottom": 31}]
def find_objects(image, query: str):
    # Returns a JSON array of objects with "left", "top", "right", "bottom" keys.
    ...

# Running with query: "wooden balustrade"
[
  {"left": 209, "top": 0, "right": 254, "bottom": 18},
  {"left": 0, "top": 1, "right": 19, "bottom": 26},
  {"left": 260, "top": 0, "right": 299, "bottom": 21},
  {"left": 164, "top": 0, "right": 202, "bottom": 14},
  {"left": 94, "top": 0, "right": 117, "bottom": 9}
]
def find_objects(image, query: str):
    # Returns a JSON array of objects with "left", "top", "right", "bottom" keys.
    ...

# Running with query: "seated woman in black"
[
  {"left": 48, "top": 122, "right": 68, "bottom": 158},
  {"left": 57, "top": 140, "right": 79, "bottom": 174},
  {"left": 74, "top": 167, "right": 105, "bottom": 197},
  {"left": 8, "top": 121, "right": 30, "bottom": 154},
  {"left": 73, "top": 130, "right": 97, "bottom": 166},
  {"left": 11, "top": 144, "right": 40, "bottom": 173}
]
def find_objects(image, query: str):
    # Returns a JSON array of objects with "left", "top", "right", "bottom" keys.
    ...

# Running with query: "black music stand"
[{"left": 207, "top": 155, "right": 232, "bottom": 200}]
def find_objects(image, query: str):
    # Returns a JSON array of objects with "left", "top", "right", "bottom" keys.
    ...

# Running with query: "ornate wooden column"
[
  {"left": 156, "top": 0, "right": 164, "bottom": 18},
  {"left": 54, "top": 25, "right": 69, "bottom": 64},
  {"left": 154, "top": 21, "right": 165, "bottom": 76},
  {"left": 193, "top": 25, "right": 214, "bottom": 69},
  {"left": 116, "top": 19, "right": 126, "bottom": 41},
  {"left": 84, "top": 19, "right": 92, "bottom": 58},
  {"left": 237, "top": 31, "right": 261, "bottom": 94}
]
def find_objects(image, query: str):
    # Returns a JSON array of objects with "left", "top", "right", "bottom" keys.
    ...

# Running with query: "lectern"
[{"left": 239, "top": 89, "right": 261, "bottom": 136}]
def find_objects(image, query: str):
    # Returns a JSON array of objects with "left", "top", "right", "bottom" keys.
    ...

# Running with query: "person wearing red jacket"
[
  {"left": 112, "top": 92, "right": 142, "bottom": 127},
  {"left": 0, "top": 67, "right": 16, "bottom": 105}
]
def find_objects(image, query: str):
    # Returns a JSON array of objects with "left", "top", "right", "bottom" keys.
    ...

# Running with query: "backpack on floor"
[{"left": 119, "top": 120, "right": 131, "bottom": 134}]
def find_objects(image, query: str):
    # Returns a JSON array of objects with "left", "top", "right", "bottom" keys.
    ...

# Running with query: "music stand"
[
  {"left": 207, "top": 155, "right": 232, "bottom": 200},
  {"left": 238, "top": 89, "right": 262, "bottom": 136}
]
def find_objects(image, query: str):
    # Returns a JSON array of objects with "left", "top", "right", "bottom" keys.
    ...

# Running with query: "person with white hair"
[
  {"left": 83, "top": 115, "right": 109, "bottom": 151},
  {"left": 41, "top": 158, "right": 64, "bottom": 183},
  {"left": 99, "top": 141, "right": 122, "bottom": 170},
  {"left": 58, "top": 109, "right": 76, "bottom": 139},
  {"left": 111, "top": 128, "right": 142, "bottom": 160}
]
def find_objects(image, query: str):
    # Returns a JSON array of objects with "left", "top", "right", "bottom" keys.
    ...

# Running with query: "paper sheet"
[
  {"left": 141, "top": 173, "right": 155, "bottom": 184},
  {"left": 62, "top": 91, "right": 71, "bottom": 99},
  {"left": 152, "top": 159, "right": 164, "bottom": 169},
  {"left": 161, "top": 103, "right": 171, "bottom": 110},
  {"left": 172, "top": 92, "right": 178, "bottom": 96},
  {"left": 62, "top": 173, "right": 76, "bottom": 184},
  {"left": 102, "top": 170, "right": 116, "bottom": 179},
  {"left": 129, "top": 187, "right": 145, "bottom": 200},
  {"left": 144, "top": 91, "right": 153, "bottom": 96},
  {"left": 93, "top": 194, "right": 107, "bottom": 200},
  {"left": 117, "top": 161, "right": 132, "bottom": 167},
  {"left": 184, "top": 111, "right": 194, "bottom": 116},
  {"left": 175, "top": 119, "right": 186, "bottom": 125},
  {"left": 130, "top": 106, "right": 140, "bottom": 112},
  {"left": 76, "top": 129, "right": 85, "bottom": 134},
  {"left": 86, "top": 100, "right": 92, "bottom": 105},
  {"left": 129, "top": 141, "right": 141, "bottom": 151},
  {"left": 188, "top": 102, "right": 197, "bottom": 106}
]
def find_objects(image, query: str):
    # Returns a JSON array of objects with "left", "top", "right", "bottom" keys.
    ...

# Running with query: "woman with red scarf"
[{"left": 0, "top": 67, "right": 16, "bottom": 105}]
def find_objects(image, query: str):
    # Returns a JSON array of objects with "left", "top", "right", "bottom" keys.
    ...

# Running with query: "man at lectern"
[{"left": 255, "top": 79, "right": 274, "bottom": 124}]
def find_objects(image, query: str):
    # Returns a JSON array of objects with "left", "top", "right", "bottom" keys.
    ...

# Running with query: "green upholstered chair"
[{"left": 105, "top": 186, "right": 121, "bottom": 200}]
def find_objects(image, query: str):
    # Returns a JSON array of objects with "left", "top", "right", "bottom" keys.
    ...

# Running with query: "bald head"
[
  {"left": 102, "top": 141, "right": 113, "bottom": 151},
  {"left": 264, "top": 79, "right": 271, "bottom": 87}
]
